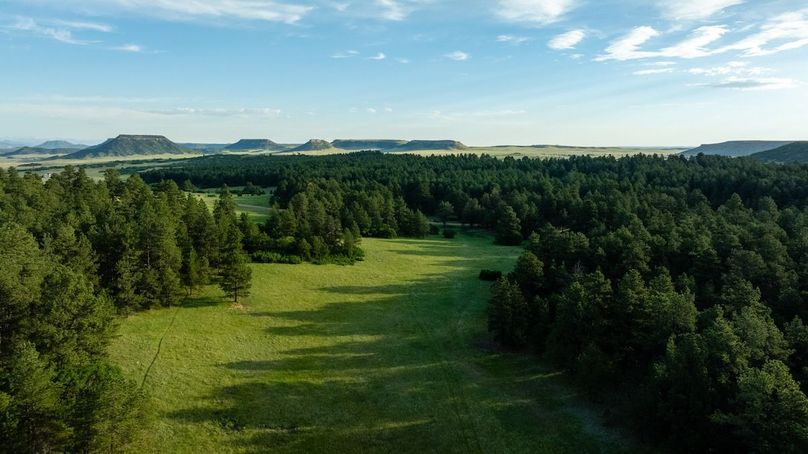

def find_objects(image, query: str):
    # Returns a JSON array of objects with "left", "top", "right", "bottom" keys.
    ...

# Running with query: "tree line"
[{"left": 0, "top": 167, "right": 251, "bottom": 451}]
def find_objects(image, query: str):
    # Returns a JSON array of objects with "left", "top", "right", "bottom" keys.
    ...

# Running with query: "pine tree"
[
  {"left": 218, "top": 223, "right": 252, "bottom": 303},
  {"left": 495, "top": 204, "right": 523, "bottom": 245},
  {"left": 436, "top": 201, "right": 454, "bottom": 228}
]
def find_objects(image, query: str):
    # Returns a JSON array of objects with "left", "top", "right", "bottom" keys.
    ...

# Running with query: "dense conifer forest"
[
  {"left": 145, "top": 151, "right": 808, "bottom": 451},
  {"left": 4, "top": 151, "right": 808, "bottom": 451},
  {"left": 0, "top": 167, "right": 252, "bottom": 451}
]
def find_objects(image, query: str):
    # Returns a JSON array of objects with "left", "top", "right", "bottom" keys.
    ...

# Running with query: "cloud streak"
[
  {"left": 658, "top": 0, "right": 743, "bottom": 20},
  {"left": 19, "top": 0, "right": 313, "bottom": 24},
  {"left": 496, "top": 0, "right": 577, "bottom": 25},
  {"left": 700, "top": 77, "right": 797, "bottom": 91},
  {"left": 548, "top": 29, "right": 585, "bottom": 50},
  {"left": 445, "top": 50, "right": 470, "bottom": 61},
  {"left": 7, "top": 17, "right": 100, "bottom": 45},
  {"left": 597, "top": 25, "right": 729, "bottom": 60}
]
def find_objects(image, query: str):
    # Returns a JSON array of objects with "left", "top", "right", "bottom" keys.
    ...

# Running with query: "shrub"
[
  {"left": 251, "top": 252, "right": 302, "bottom": 264},
  {"left": 443, "top": 229, "right": 457, "bottom": 239}
]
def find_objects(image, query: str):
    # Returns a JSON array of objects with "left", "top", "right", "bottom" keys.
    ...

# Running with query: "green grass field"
[
  {"left": 195, "top": 190, "right": 272, "bottom": 223},
  {"left": 110, "top": 232, "right": 632, "bottom": 453}
]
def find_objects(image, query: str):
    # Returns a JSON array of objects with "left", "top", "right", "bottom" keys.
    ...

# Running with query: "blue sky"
[{"left": 1, "top": 0, "right": 807, "bottom": 146}]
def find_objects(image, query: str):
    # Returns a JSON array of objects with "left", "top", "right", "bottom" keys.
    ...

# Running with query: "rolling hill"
[
  {"left": 751, "top": 142, "right": 808, "bottom": 163},
  {"left": 389, "top": 140, "right": 468, "bottom": 152},
  {"left": 683, "top": 141, "right": 793, "bottom": 157},
  {"left": 289, "top": 139, "right": 335, "bottom": 152},
  {"left": 64, "top": 135, "right": 192, "bottom": 159},
  {"left": 2, "top": 146, "right": 76, "bottom": 157},
  {"left": 331, "top": 139, "right": 408, "bottom": 150},
  {"left": 36, "top": 140, "right": 86, "bottom": 150},
  {"left": 224, "top": 139, "right": 286, "bottom": 152}
]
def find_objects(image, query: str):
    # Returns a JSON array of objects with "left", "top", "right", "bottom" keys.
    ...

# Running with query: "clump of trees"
[
  {"left": 0, "top": 167, "right": 254, "bottom": 450},
  {"left": 489, "top": 198, "right": 808, "bottom": 451}
]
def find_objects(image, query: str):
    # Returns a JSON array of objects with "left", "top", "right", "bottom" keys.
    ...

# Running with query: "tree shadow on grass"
[
  {"left": 168, "top": 239, "right": 630, "bottom": 453},
  {"left": 181, "top": 296, "right": 221, "bottom": 309}
]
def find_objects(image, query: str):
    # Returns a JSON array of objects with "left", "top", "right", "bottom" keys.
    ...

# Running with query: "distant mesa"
[
  {"left": 224, "top": 139, "right": 285, "bottom": 152},
  {"left": 64, "top": 135, "right": 192, "bottom": 159},
  {"left": 331, "top": 139, "right": 408, "bottom": 150},
  {"left": 36, "top": 140, "right": 86, "bottom": 150},
  {"left": 179, "top": 143, "right": 230, "bottom": 153},
  {"left": 388, "top": 140, "right": 468, "bottom": 152},
  {"left": 290, "top": 139, "right": 335, "bottom": 152},
  {"left": 751, "top": 142, "right": 808, "bottom": 164},
  {"left": 2, "top": 146, "right": 76, "bottom": 157},
  {"left": 683, "top": 141, "right": 793, "bottom": 157}
]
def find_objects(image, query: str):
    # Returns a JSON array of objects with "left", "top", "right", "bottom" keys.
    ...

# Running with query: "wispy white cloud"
[
  {"left": 51, "top": 20, "right": 112, "bottom": 33},
  {"left": 633, "top": 68, "right": 674, "bottom": 76},
  {"left": 445, "top": 50, "right": 470, "bottom": 61},
  {"left": 0, "top": 103, "right": 283, "bottom": 119},
  {"left": 597, "top": 25, "right": 729, "bottom": 61},
  {"left": 331, "top": 50, "right": 360, "bottom": 58},
  {"left": 113, "top": 44, "right": 144, "bottom": 53},
  {"left": 699, "top": 77, "right": 797, "bottom": 91},
  {"left": 369, "top": 52, "right": 386, "bottom": 60},
  {"left": 688, "top": 61, "right": 770, "bottom": 77},
  {"left": 150, "top": 107, "right": 283, "bottom": 117},
  {"left": 427, "top": 109, "right": 528, "bottom": 121},
  {"left": 20, "top": 0, "right": 313, "bottom": 24},
  {"left": 496, "top": 0, "right": 577, "bottom": 25},
  {"left": 716, "top": 10, "right": 808, "bottom": 57},
  {"left": 548, "top": 29, "right": 585, "bottom": 50},
  {"left": 659, "top": 0, "right": 743, "bottom": 21},
  {"left": 598, "top": 10, "right": 808, "bottom": 64},
  {"left": 375, "top": 0, "right": 407, "bottom": 21},
  {"left": 7, "top": 17, "right": 97, "bottom": 45},
  {"left": 659, "top": 25, "right": 729, "bottom": 58},
  {"left": 396, "top": 57, "right": 411, "bottom": 64},
  {"left": 596, "top": 26, "right": 660, "bottom": 61},
  {"left": 331, "top": 2, "right": 350, "bottom": 13},
  {"left": 687, "top": 60, "right": 796, "bottom": 91},
  {"left": 497, "top": 34, "right": 530, "bottom": 45}
]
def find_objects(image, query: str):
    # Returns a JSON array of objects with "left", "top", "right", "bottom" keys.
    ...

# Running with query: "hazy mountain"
[
  {"left": 290, "top": 139, "right": 335, "bottom": 152},
  {"left": 224, "top": 139, "right": 286, "bottom": 152},
  {"left": 35, "top": 140, "right": 86, "bottom": 150},
  {"left": 683, "top": 141, "right": 793, "bottom": 157},
  {"left": 0, "top": 140, "right": 27, "bottom": 149},
  {"left": 2, "top": 146, "right": 75, "bottom": 157},
  {"left": 389, "top": 140, "right": 468, "bottom": 152},
  {"left": 331, "top": 139, "right": 408, "bottom": 150},
  {"left": 64, "top": 135, "right": 192, "bottom": 159},
  {"left": 751, "top": 142, "right": 808, "bottom": 163}
]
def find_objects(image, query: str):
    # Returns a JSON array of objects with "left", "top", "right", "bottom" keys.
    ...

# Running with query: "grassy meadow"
[
  {"left": 110, "top": 232, "right": 633, "bottom": 453},
  {"left": 195, "top": 189, "right": 273, "bottom": 223}
]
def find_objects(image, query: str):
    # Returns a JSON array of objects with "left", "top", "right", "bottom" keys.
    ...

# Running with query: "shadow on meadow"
[{"left": 168, "top": 240, "right": 623, "bottom": 453}]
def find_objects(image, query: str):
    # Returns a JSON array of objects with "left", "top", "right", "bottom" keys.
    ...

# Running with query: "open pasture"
[{"left": 110, "top": 233, "right": 630, "bottom": 453}]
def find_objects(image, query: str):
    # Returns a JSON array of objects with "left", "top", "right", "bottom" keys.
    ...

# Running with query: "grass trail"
[{"left": 110, "top": 232, "right": 633, "bottom": 453}]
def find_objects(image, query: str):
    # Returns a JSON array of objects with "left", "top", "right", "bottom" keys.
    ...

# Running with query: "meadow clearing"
[{"left": 109, "top": 232, "right": 632, "bottom": 453}]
